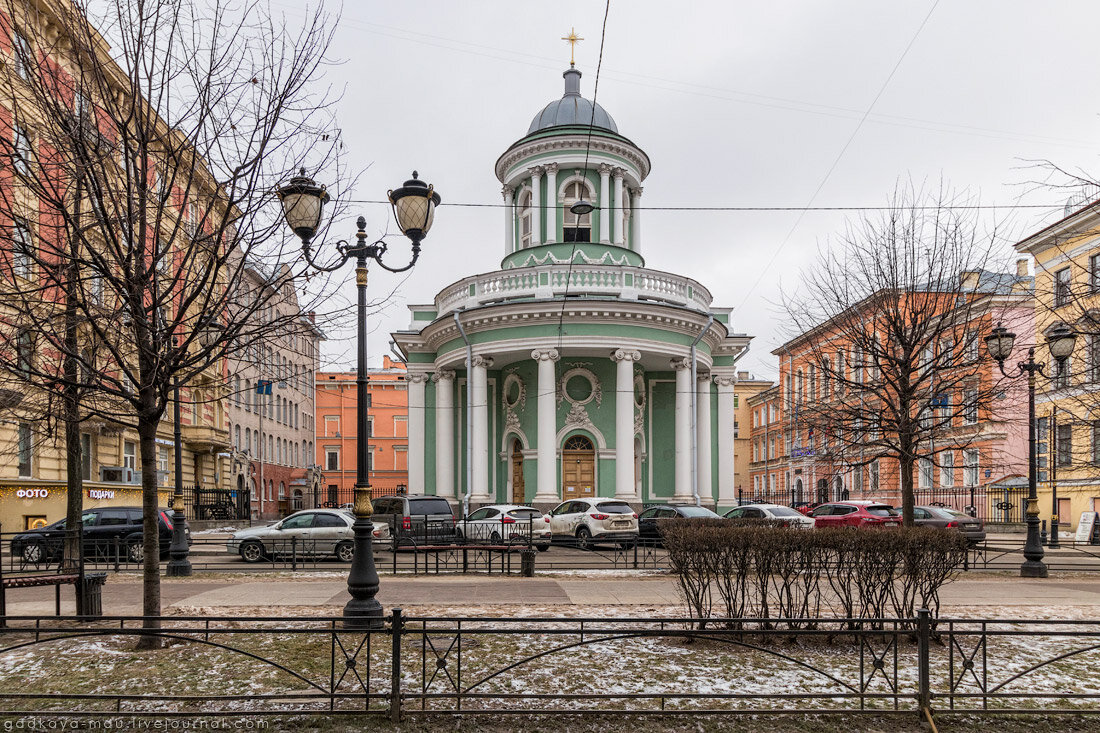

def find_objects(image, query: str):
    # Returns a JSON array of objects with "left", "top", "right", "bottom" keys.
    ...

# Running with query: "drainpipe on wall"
[
  {"left": 453, "top": 310, "right": 474, "bottom": 518},
  {"left": 690, "top": 315, "right": 714, "bottom": 507}
]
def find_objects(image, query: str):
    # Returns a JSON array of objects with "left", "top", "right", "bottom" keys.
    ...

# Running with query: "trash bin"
[
  {"left": 78, "top": 571, "right": 107, "bottom": 618},
  {"left": 520, "top": 548, "right": 537, "bottom": 577}
]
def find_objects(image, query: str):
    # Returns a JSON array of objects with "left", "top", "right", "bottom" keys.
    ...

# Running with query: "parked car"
[
  {"left": 456, "top": 504, "right": 552, "bottom": 550},
  {"left": 371, "top": 494, "right": 456, "bottom": 547},
  {"left": 809, "top": 501, "right": 902, "bottom": 528},
  {"left": 11, "top": 506, "right": 187, "bottom": 564},
  {"left": 227, "top": 509, "right": 356, "bottom": 562},
  {"left": 638, "top": 504, "right": 722, "bottom": 543},
  {"left": 723, "top": 503, "right": 816, "bottom": 529},
  {"left": 547, "top": 498, "right": 638, "bottom": 549},
  {"left": 913, "top": 505, "right": 986, "bottom": 543}
]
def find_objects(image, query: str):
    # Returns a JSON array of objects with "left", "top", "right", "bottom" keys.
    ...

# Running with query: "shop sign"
[
  {"left": 16, "top": 488, "right": 49, "bottom": 499},
  {"left": 88, "top": 489, "right": 116, "bottom": 500}
]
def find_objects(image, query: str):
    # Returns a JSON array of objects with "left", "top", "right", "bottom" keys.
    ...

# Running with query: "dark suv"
[
  {"left": 10, "top": 506, "right": 189, "bottom": 564},
  {"left": 371, "top": 494, "right": 456, "bottom": 547}
]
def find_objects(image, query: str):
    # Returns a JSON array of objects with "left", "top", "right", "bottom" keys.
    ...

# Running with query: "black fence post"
[
  {"left": 390, "top": 607, "right": 403, "bottom": 723},
  {"left": 917, "top": 608, "right": 931, "bottom": 715},
  {"left": 291, "top": 538, "right": 298, "bottom": 571}
]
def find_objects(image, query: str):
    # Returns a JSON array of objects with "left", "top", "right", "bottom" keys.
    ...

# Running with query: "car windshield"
[
  {"left": 945, "top": 509, "right": 973, "bottom": 520},
  {"left": 409, "top": 499, "right": 453, "bottom": 516},
  {"left": 867, "top": 505, "right": 899, "bottom": 517},
  {"left": 768, "top": 507, "right": 803, "bottom": 518},
  {"left": 596, "top": 502, "right": 634, "bottom": 514},
  {"left": 678, "top": 507, "right": 720, "bottom": 518},
  {"left": 507, "top": 509, "right": 543, "bottom": 519}
]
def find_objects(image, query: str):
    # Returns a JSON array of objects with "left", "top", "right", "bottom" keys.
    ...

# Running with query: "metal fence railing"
[
  {"left": 186, "top": 485, "right": 251, "bottom": 521},
  {"left": 0, "top": 612, "right": 1098, "bottom": 720}
]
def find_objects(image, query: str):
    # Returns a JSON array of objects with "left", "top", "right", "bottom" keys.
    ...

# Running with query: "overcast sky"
[{"left": 284, "top": 1, "right": 1100, "bottom": 380}]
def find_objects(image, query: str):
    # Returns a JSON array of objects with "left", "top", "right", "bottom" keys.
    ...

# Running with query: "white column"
[
  {"left": 530, "top": 167, "right": 543, "bottom": 246},
  {"left": 630, "top": 186, "right": 642, "bottom": 252},
  {"left": 433, "top": 370, "right": 455, "bottom": 499},
  {"left": 598, "top": 164, "right": 611, "bottom": 243},
  {"left": 612, "top": 168, "right": 625, "bottom": 246},
  {"left": 672, "top": 357, "right": 692, "bottom": 501},
  {"left": 532, "top": 348, "right": 560, "bottom": 503},
  {"left": 612, "top": 349, "right": 641, "bottom": 501},
  {"left": 696, "top": 372, "right": 712, "bottom": 504},
  {"left": 544, "top": 164, "right": 558, "bottom": 244},
  {"left": 407, "top": 372, "right": 428, "bottom": 493},
  {"left": 502, "top": 186, "right": 515, "bottom": 252},
  {"left": 715, "top": 374, "right": 737, "bottom": 507},
  {"left": 471, "top": 355, "right": 493, "bottom": 502}
]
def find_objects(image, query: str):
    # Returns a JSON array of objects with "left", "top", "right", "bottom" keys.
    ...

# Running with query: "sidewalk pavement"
[{"left": 5, "top": 572, "right": 1100, "bottom": 616}]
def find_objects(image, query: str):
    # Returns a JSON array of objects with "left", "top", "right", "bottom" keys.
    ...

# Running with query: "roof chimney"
[
  {"left": 959, "top": 271, "right": 980, "bottom": 290},
  {"left": 1016, "top": 258, "right": 1029, "bottom": 278}
]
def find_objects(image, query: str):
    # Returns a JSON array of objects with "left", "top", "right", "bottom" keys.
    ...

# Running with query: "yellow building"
[
  {"left": 733, "top": 373, "right": 773, "bottom": 500},
  {"left": 1016, "top": 198, "right": 1100, "bottom": 538}
]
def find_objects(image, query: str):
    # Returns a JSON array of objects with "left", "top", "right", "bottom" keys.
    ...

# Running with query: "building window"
[
  {"left": 325, "top": 448, "right": 339, "bottom": 471},
  {"left": 17, "top": 423, "right": 32, "bottom": 477},
  {"left": 13, "top": 30, "right": 31, "bottom": 80},
  {"left": 1092, "top": 422, "right": 1100, "bottom": 464},
  {"left": 964, "top": 387, "right": 978, "bottom": 424},
  {"left": 562, "top": 180, "right": 593, "bottom": 242},
  {"left": 964, "top": 449, "right": 979, "bottom": 487},
  {"left": 1052, "top": 358, "right": 1069, "bottom": 389},
  {"left": 870, "top": 460, "right": 880, "bottom": 492},
  {"left": 519, "top": 190, "right": 533, "bottom": 248},
  {"left": 733, "top": 420, "right": 739, "bottom": 439},
  {"left": 1091, "top": 253, "right": 1100, "bottom": 293},
  {"left": 12, "top": 123, "right": 31, "bottom": 176},
  {"left": 965, "top": 330, "right": 979, "bottom": 362},
  {"left": 325, "top": 415, "right": 340, "bottom": 436},
  {"left": 11, "top": 218, "right": 32, "bottom": 280},
  {"left": 940, "top": 451, "right": 955, "bottom": 488},
  {"left": 1057, "top": 423, "right": 1073, "bottom": 467},
  {"left": 919, "top": 457, "right": 933, "bottom": 489},
  {"left": 123, "top": 441, "right": 136, "bottom": 470},
  {"left": 81, "top": 433, "right": 93, "bottom": 481},
  {"left": 1090, "top": 336, "right": 1100, "bottom": 383},
  {"left": 16, "top": 329, "right": 32, "bottom": 376},
  {"left": 1055, "top": 267, "right": 1071, "bottom": 307}
]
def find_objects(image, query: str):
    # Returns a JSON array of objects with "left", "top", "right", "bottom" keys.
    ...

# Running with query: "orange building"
[{"left": 315, "top": 356, "right": 408, "bottom": 505}]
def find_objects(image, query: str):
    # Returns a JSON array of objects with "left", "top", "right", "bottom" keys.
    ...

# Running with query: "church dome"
[{"left": 527, "top": 66, "right": 618, "bottom": 135}]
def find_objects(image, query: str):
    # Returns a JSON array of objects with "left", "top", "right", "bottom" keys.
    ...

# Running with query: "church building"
[{"left": 392, "top": 61, "right": 752, "bottom": 511}]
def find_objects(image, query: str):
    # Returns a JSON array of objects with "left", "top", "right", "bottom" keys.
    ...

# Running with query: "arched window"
[
  {"left": 621, "top": 189, "right": 631, "bottom": 247},
  {"left": 234, "top": 425, "right": 240, "bottom": 449},
  {"left": 562, "top": 180, "right": 592, "bottom": 242},
  {"left": 234, "top": 376, "right": 240, "bottom": 406},
  {"left": 303, "top": 440, "right": 309, "bottom": 466},
  {"left": 245, "top": 428, "right": 251, "bottom": 454},
  {"left": 519, "top": 190, "right": 533, "bottom": 248},
  {"left": 244, "top": 380, "right": 251, "bottom": 412}
]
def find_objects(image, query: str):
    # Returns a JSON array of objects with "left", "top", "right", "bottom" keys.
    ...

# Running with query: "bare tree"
[
  {"left": 0, "top": 0, "right": 345, "bottom": 641},
  {"left": 781, "top": 184, "right": 1023, "bottom": 525}
]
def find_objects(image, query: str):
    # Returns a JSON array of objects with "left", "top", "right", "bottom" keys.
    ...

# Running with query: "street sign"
[{"left": 256, "top": 380, "right": 272, "bottom": 395}]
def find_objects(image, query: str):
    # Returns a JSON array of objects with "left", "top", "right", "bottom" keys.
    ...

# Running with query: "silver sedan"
[{"left": 227, "top": 509, "right": 355, "bottom": 562}]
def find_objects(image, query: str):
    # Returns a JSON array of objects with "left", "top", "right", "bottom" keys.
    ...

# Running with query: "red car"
[{"left": 809, "top": 501, "right": 902, "bottom": 528}]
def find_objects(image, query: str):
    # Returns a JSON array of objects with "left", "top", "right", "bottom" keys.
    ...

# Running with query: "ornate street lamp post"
[
  {"left": 986, "top": 323, "right": 1077, "bottom": 578},
  {"left": 278, "top": 169, "right": 440, "bottom": 628}
]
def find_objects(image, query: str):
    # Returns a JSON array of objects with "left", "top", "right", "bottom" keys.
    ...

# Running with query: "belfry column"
[
  {"left": 545, "top": 164, "right": 558, "bottom": 243},
  {"left": 715, "top": 374, "right": 737, "bottom": 507},
  {"left": 696, "top": 372, "right": 712, "bottom": 504},
  {"left": 407, "top": 372, "right": 428, "bottom": 494},
  {"left": 530, "top": 167, "right": 544, "bottom": 246},
  {"left": 612, "top": 349, "right": 641, "bottom": 501},
  {"left": 612, "top": 169, "right": 625, "bottom": 246},
  {"left": 672, "top": 358, "right": 693, "bottom": 501},
  {"left": 433, "top": 370, "right": 455, "bottom": 499},
  {"left": 630, "top": 186, "right": 643, "bottom": 252},
  {"left": 532, "top": 348, "right": 560, "bottom": 503},
  {"left": 471, "top": 355, "right": 493, "bottom": 503},
  {"left": 598, "top": 164, "right": 611, "bottom": 243},
  {"left": 502, "top": 186, "right": 515, "bottom": 252}
]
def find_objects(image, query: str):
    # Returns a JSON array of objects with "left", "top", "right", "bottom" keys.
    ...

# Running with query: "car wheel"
[
  {"left": 239, "top": 541, "right": 265, "bottom": 563},
  {"left": 21, "top": 542, "right": 45, "bottom": 564},
  {"left": 576, "top": 526, "right": 592, "bottom": 550},
  {"left": 535, "top": 544, "right": 550, "bottom": 552},
  {"left": 489, "top": 531, "right": 502, "bottom": 544},
  {"left": 127, "top": 541, "right": 145, "bottom": 564},
  {"left": 335, "top": 541, "right": 354, "bottom": 563}
]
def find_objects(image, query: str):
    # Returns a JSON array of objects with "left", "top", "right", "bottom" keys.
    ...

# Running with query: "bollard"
[
  {"left": 390, "top": 608, "right": 403, "bottom": 723},
  {"left": 520, "top": 547, "right": 536, "bottom": 577}
]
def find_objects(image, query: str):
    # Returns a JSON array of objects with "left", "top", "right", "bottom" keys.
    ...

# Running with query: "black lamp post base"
[
  {"left": 165, "top": 561, "right": 192, "bottom": 577},
  {"left": 343, "top": 599, "right": 385, "bottom": 630},
  {"left": 1020, "top": 560, "right": 1049, "bottom": 578}
]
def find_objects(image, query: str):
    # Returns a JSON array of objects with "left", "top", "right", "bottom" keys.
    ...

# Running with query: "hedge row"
[{"left": 659, "top": 519, "right": 968, "bottom": 629}]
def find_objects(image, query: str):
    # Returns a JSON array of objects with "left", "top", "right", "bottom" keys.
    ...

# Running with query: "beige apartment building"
[{"left": 733, "top": 372, "right": 773, "bottom": 501}]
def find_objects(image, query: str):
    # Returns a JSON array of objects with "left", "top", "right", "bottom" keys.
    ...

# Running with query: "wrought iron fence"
[
  {"left": 187, "top": 485, "right": 251, "bottom": 521},
  {"left": 0, "top": 611, "right": 1098, "bottom": 720},
  {"left": 914, "top": 486, "right": 1030, "bottom": 524}
]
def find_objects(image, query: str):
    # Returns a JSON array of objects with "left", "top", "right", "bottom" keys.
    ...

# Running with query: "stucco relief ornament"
[
  {"left": 564, "top": 401, "right": 594, "bottom": 431},
  {"left": 504, "top": 409, "right": 522, "bottom": 435}
]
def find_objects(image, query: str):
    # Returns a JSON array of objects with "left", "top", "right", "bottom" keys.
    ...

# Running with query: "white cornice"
[{"left": 495, "top": 135, "right": 650, "bottom": 184}]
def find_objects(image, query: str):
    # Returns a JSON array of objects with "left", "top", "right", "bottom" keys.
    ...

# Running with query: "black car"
[
  {"left": 371, "top": 494, "right": 456, "bottom": 547},
  {"left": 10, "top": 506, "right": 188, "bottom": 564},
  {"left": 637, "top": 504, "right": 722, "bottom": 544}
]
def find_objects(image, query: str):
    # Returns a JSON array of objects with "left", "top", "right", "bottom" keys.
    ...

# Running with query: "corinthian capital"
[{"left": 531, "top": 348, "right": 560, "bottom": 362}]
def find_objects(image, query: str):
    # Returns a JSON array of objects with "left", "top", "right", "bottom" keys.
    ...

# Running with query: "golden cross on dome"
[{"left": 561, "top": 27, "right": 583, "bottom": 66}]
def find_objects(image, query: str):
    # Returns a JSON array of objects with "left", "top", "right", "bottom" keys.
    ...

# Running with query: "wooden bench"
[{"left": 1, "top": 573, "right": 81, "bottom": 617}]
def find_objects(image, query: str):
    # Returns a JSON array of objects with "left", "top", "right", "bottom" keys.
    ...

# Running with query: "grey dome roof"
[{"left": 527, "top": 66, "right": 618, "bottom": 135}]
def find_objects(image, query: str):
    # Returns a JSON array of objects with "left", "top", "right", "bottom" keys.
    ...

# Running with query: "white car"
[
  {"left": 723, "top": 503, "right": 816, "bottom": 529},
  {"left": 456, "top": 505, "right": 552, "bottom": 550},
  {"left": 547, "top": 498, "right": 639, "bottom": 549}
]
